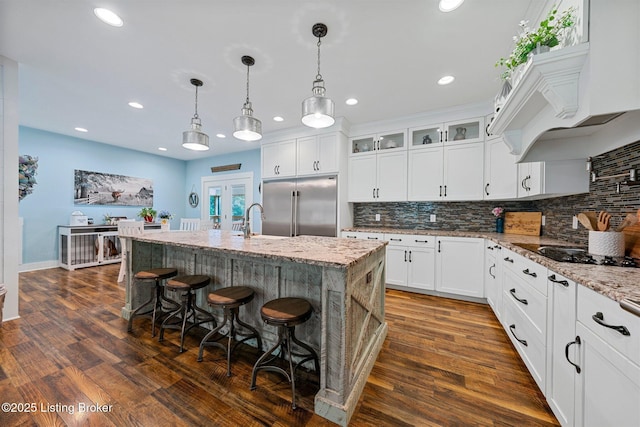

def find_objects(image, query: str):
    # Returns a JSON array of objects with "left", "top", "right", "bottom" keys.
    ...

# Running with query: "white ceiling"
[{"left": 0, "top": 0, "right": 543, "bottom": 161}]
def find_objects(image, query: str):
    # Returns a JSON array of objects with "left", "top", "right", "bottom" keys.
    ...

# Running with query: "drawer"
[
  {"left": 504, "top": 250, "right": 548, "bottom": 296},
  {"left": 384, "top": 233, "right": 435, "bottom": 248},
  {"left": 503, "top": 267, "right": 547, "bottom": 341},
  {"left": 341, "top": 231, "right": 383, "bottom": 241},
  {"left": 503, "top": 301, "right": 546, "bottom": 392},
  {"left": 577, "top": 285, "right": 640, "bottom": 363}
]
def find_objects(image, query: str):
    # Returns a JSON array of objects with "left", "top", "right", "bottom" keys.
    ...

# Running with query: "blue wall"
[{"left": 19, "top": 127, "right": 187, "bottom": 264}]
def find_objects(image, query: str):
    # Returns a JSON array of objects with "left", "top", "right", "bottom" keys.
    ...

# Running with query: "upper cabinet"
[
  {"left": 484, "top": 113, "right": 519, "bottom": 200},
  {"left": 517, "top": 160, "right": 589, "bottom": 199},
  {"left": 297, "top": 134, "right": 339, "bottom": 176},
  {"left": 409, "top": 117, "right": 484, "bottom": 148},
  {"left": 350, "top": 130, "right": 406, "bottom": 155},
  {"left": 262, "top": 139, "right": 296, "bottom": 179}
]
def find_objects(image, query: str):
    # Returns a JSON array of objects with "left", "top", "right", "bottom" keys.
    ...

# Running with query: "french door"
[{"left": 201, "top": 173, "right": 253, "bottom": 231}]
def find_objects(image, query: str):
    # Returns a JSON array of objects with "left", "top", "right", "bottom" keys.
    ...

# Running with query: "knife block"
[{"left": 588, "top": 231, "right": 625, "bottom": 256}]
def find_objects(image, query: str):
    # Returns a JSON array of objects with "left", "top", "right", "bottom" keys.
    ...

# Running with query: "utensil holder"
[{"left": 588, "top": 231, "right": 625, "bottom": 257}]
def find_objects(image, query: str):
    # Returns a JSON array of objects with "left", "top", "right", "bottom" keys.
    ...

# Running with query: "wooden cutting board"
[
  {"left": 623, "top": 223, "right": 640, "bottom": 258},
  {"left": 504, "top": 212, "right": 542, "bottom": 236}
]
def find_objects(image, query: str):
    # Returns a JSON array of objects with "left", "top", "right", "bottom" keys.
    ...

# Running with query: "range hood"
[{"left": 488, "top": 1, "right": 640, "bottom": 163}]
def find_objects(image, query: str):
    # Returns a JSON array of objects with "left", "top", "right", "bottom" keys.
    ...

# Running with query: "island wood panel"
[{"left": 124, "top": 237, "right": 386, "bottom": 426}]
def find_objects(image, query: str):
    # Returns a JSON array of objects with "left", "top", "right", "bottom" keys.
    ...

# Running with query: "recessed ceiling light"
[
  {"left": 437, "top": 75, "right": 455, "bottom": 85},
  {"left": 345, "top": 98, "right": 358, "bottom": 106},
  {"left": 128, "top": 101, "right": 143, "bottom": 109},
  {"left": 439, "top": 0, "right": 464, "bottom": 12},
  {"left": 216, "top": 133, "right": 226, "bottom": 138},
  {"left": 93, "top": 8, "right": 124, "bottom": 27},
  {"left": 158, "top": 147, "right": 167, "bottom": 151},
  {"left": 273, "top": 116, "right": 284, "bottom": 122},
  {"left": 75, "top": 127, "right": 88, "bottom": 132}
]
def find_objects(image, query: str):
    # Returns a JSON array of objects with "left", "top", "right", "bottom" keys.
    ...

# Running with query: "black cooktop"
[{"left": 512, "top": 243, "right": 638, "bottom": 268}]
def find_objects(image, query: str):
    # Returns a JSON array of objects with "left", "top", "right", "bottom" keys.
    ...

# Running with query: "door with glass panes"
[{"left": 201, "top": 173, "right": 253, "bottom": 231}]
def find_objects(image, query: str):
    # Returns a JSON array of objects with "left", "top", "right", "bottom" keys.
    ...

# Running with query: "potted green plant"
[
  {"left": 496, "top": 5, "right": 576, "bottom": 81},
  {"left": 138, "top": 207, "right": 157, "bottom": 223}
]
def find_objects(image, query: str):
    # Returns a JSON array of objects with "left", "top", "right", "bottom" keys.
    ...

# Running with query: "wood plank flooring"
[{"left": 0, "top": 264, "right": 559, "bottom": 426}]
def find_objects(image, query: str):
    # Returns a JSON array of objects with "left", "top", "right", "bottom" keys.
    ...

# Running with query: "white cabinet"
[
  {"left": 517, "top": 160, "right": 589, "bottom": 199},
  {"left": 575, "top": 286, "right": 640, "bottom": 427},
  {"left": 485, "top": 242, "right": 503, "bottom": 320},
  {"left": 341, "top": 231, "right": 383, "bottom": 241},
  {"left": 408, "top": 119, "right": 485, "bottom": 201},
  {"left": 296, "top": 134, "right": 339, "bottom": 176},
  {"left": 350, "top": 130, "right": 406, "bottom": 155},
  {"left": 546, "top": 271, "right": 578, "bottom": 427},
  {"left": 435, "top": 237, "right": 484, "bottom": 297},
  {"left": 348, "top": 150, "right": 407, "bottom": 202},
  {"left": 262, "top": 139, "right": 296, "bottom": 179},
  {"left": 484, "top": 128, "right": 518, "bottom": 200},
  {"left": 384, "top": 234, "right": 435, "bottom": 291}
]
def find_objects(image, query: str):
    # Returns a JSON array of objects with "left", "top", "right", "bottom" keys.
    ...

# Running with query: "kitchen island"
[{"left": 120, "top": 230, "right": 387, "bottom": 426}]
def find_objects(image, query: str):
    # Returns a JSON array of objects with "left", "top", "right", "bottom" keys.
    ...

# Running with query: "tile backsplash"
[{"left": 353, "top": 140, "right": 640, "bottom": 245}]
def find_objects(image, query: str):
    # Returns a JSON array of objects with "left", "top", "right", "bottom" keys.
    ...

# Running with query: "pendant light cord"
[
  {"left": 245, "top": 63, "right": 251, "bottom": 105},
  {"left": 193, "top": 84, "right": 200, "bottom": 119},
  {"left": 316, "top": 37, "right": 322, "bottom": 81}
]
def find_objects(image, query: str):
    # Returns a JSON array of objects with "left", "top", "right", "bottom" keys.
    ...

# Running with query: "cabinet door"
[
  {"left": 377, "top": 151, "right": 407, "bottom": 202},
  {"left": 443, "top": 143, "right": 484, "bottom": 201},
  {"left": 317, "top": 133, "right": 339, "bottom": 173},
  {"left": 484, "top": 137, "right": 518, "bottom": 200},
  {"left": 377, "top": 130, "right": 406, "bottom": 152},
  {"left": 444, "top": 117, "right": 485, "bottom": 144},
  {"left": 575, "top": 322, "right": 640, "bottom": 427},
  {"left": 435, "top": 237, "right": 485, "bottom": 297},
  {"left": 407, "top": 247, "right": 435, "bottom": 290},
  {"left": 386, "top": 246, "right": 408, "bottom": 287},
  {"left": 408, "top": 147, "right": 442, "bottom": 201},
  {"left": 296, "top": 136, "right": 318, "bottom": 176},
  {"left": 526, "top": 162, "right": 544, "bottom": 197},
  {"left": 485, "top": 246, "right": 501, "bottom": 319},
  {"left": 348, "top": 154, "right": 377, "bottom": 202},
  {"left": 547, "top": 272, "right": 577, "bottom": 427},
  {"left": 262, "top": 140, "right": 296, "bottom": 179}
]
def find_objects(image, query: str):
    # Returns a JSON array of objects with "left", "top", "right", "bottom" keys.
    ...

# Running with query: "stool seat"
[
  {"left": 159, "top": 275, "right": 215, "bottom": 353},
  {"left": 134, "top": 267, "right": 178, "bottom": 281},
  {"left": 261, "top": 297, "right": 313, "bottom": 326},
  {"left": 207, "top": 286, "right": 255, "bottom": 308},
  {"left": 198, "top": 286, "right": 262, "bottom": 376},
  {"left": 166, "top": 275, "right": 210, "bottom": 291},
  {"left": 128, "top": 267, "right": 178, "bottom": 337}
]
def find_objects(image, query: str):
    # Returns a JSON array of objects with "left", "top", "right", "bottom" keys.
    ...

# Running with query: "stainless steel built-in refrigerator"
[{"left": 262, "top": 176, "right": 337, "bottom": 237}]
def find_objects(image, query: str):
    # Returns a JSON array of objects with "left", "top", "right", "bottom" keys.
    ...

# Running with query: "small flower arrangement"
[
  {"left": 138, "top": 207, "right": 157, "bottom": 222},
  {"left": 158, "top": 210, "right": 173, "bottom": 220},
  {"left": 496, "top": 5, "right": 576, "bottom": 80},
  {"left": 492, "top": 207, "right": 505, "bottom": 218}
]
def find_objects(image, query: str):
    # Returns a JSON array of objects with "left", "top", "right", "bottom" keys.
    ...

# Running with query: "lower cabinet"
[
  {"left": 385, "top": 233, "right": 435, "bottom": 290},
  {"left": 435, "top": 237, "right": 484, "bottom": 298},
  {"left": 484, "top": 242, "right": 503, "bottom": 321}
]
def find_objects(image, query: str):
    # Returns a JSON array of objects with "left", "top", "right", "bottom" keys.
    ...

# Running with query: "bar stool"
[
  {"left": 250, "top": 297, "right": 320, "bottom": 409},
  {"left": 127, "top": 267, "right": 178, "bottom": 337},
  {"left": 159, "top": 275, "right": 216, "bottom": 353},
  {"left": 197, "top": 286, "right": 262, "bottom": 376}
]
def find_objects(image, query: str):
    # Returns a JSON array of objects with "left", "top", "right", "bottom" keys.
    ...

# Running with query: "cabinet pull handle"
[
  {"left": 504, "top": 257, "right": 514, "bottom": 263},
  {"left": 376, "top": 188, "right": 379, "bottom": 198},
  {"left": 522, "top": 268, "right": 537, "bottom": 278},
  {"left": 521, "top": 178, "right": 526, "bottom": 190},
  {"left": 526, "top": 175, "right": 531, "bottom": 191},
  {"left": 592, "top": 312, "right": 631, "bottom": 336},
  {"left": 486, "top": 123, "right": 491, "bottom": 137},
  {"left": 495, "top": 245, "right": 501, "bottom": 250},
  {"left": 509, "top": 288, "right": 528, "bottom": 305},
  {"left": 316, "top": 160, "right": 320, "bottom": 170},
  {"left": 485, "top": 183, "right": 490, "bottom": 196},
  {"left": 390, "top": 238, "right": 402, "bottom": 241},
  {"left": 444, "top": 130, "right": 448, "bottom": 142},
  {"left": 404, "top": 250, "right": 407, "bottom": 262},
  {"left": 346, "top": 236, "right": 357, "bottom": 239},
  {"left": 274, "top": 165, "right": 278, "bottom": 175},
  {"left": 565, "top": 336, "right": 582, "bottom": 374},
  {"left": 489, "top": 264, "right": 495, "bottom": 279},
  {"left": 508, "top": 324, "right": 528, "bottom": 347},
  {"left": 548, "top": 274, "right": 569, "bottom": 287},
  {"left": 415, "top": 239, "right": 428, "bottom": 243},
  {"left": 372, "top": 188, "right": 376, "bottom": 198},
  {"left": 408, "top": 251, "right": 412, "bottom": 262},
  {"left": 487, "top": 246, "right": 494, "bottom": 250},
  {"left": 439, "top": 186, "right": 443, "bottom": 197},
  {"left": 367, "top": 236, "right": 379, "bottom": 240},
  {"left": 439, "top": 131, "right": 443, "bottom": 143},
  {"left": 438, "top": 241, "right": 441, "bottom": 253},
  {"left": 443, "top": 185, "right": 447, "bottom": 197}
]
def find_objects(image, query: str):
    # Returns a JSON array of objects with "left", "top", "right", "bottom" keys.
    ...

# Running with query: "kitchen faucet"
[{"left": 243, "top": 203, "right": 264, "bottom": 238}]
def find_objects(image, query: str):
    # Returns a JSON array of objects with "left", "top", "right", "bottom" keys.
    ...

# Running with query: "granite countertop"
[
  {"left": 344, "top": 227, "right": 640, "bottom": 304},
  {"left": 129, "top": 229, "right": 386, "bottom": 269}
]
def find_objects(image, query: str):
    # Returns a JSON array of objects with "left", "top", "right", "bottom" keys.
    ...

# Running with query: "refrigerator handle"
[
  {"left": 293, "top": 190, "right": 299, "bottom": 236},
  {"left": 290, "top": 190, "right": 295, "bottom": 237}
]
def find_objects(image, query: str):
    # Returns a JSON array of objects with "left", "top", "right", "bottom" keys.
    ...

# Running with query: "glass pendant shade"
[
  {"left": 182, "top": 78, "right": 210, "bottom": 151},
  {"left": 233, "top": 103, "right": 262, "bottom": 141},
  {"left": 182, "top": 117, "right": 210, "bottom": 151},
  {"left": 302, "top": 79, "right": 335, "bottom": 128}
]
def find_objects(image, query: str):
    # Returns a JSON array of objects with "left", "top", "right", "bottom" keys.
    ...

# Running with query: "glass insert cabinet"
[{"left": 350, "top": 130, "right": 406, "bottom": 155}]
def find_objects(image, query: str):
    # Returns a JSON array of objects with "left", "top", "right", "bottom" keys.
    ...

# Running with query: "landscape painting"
[{"left": 74, "top": 169, "right": 153, "bottom": 206}]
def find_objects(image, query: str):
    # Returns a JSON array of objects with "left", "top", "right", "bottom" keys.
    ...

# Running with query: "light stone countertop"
[
  {"left": 343, "top": 227, "right": 640, "bottom": 304},
  {"left": 130, "top": 229, "right": 386, "bottom": 269}
]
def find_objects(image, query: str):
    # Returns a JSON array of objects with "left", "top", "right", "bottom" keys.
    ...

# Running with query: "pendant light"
[
  {"left": 233, "top": 55, "right": 262, "bottom": 141},
  {"left": 182, "top": 78, "right": 210, "bottom": 151},
  {"left": 301, "top": 23, "right": 335, "bottom": 129}
]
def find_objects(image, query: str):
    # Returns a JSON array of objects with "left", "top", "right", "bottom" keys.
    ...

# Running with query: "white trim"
[{"left": 19, "top": 260, "right": 60, "bottom": 272}]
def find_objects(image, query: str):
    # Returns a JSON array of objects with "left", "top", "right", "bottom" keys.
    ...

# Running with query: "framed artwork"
[{"left": 74, "top": 169, "right": 153, "bottom": 206}]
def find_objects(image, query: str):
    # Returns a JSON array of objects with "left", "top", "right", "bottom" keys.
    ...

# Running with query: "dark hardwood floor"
[{"left": 0, "top": 264, "right": 559, "bottom": 426}]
